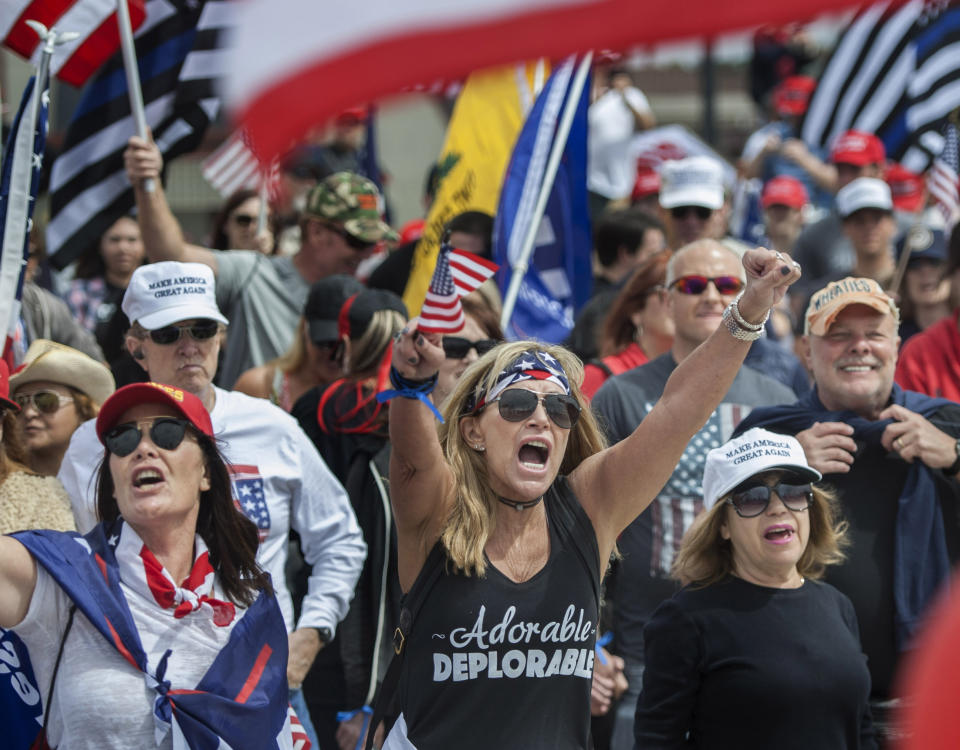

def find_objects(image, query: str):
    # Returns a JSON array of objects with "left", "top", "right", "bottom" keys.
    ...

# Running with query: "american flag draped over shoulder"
[
  {"left": 46, "top": 0, "right": 235, "bottom": 269},
  {"left": 0, "top": 69, "right": 49, "bottom": 366},
  {"left": 8, "top": 521, "right": 294, "bottom": 750},
  {"left": 417, "top": 241, "right": 498, "bottom": 334}
]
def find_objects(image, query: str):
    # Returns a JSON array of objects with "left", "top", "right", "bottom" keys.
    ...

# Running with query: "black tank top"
[{"left": 390, "top": 476, "right": 601, "bottom": 749}]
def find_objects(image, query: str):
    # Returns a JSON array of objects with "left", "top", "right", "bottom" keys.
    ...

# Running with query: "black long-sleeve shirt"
[{"left": 636, "top": 576, "right": 876, "bottom": 749}]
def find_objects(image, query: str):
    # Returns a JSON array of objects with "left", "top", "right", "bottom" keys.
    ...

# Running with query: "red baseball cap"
[
  {"left": 773, "top": 76, "right": 816, "bottom": 117},
  {"left": 96, "top": 382, "right": 214, "bottom": 444},
  {"left": 885, "top": 162, "right": 925, "bottom": 212},
  {"left": 830, "top": 130, "right": 885, "bottom": 166},
  {"left": 761, "top": 176, "right": 809, "bottom": 209},
  {"left": 398, "top": 218, "right": 426, "bottom": 245},
  {"left": 334, "top": 106, "right": 368, "bottom": 126},
  {"left": 631, "top": 165, "right": 661, "bottom": 201}
]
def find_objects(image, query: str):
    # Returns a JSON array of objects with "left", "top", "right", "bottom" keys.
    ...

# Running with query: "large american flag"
[
  {"left": 418, "top": 242, "right": 498, "bottom": 334},
  {"left": 0, "top": 0, "right": 147, "bottom": 86},
  {"left": 929, "top": 120, "right": 960, "bottom": 229}
]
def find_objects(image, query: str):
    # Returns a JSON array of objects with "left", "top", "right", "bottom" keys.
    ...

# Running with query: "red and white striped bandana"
[{"left": 116, "top": 524, "right": 236, "bottom": 627}]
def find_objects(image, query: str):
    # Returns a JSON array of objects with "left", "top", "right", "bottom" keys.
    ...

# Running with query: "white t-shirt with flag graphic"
[{"left": 58, "top": 386, "right": 366, "bottom": 634}]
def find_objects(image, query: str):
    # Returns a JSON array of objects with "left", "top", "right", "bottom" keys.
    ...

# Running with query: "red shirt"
[
  {"left": 581, "top": 342, "right": 649, "bottom": 401},
  {"left": 895, "top": 308, "right": 960, "bottom": 402}
]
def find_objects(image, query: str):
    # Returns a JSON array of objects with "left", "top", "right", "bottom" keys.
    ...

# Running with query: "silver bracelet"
[
  {"left": 722, "top": 302, "right": 766, "bottom": 342},
  {"left": 729, "top": 292, "right": 769, "bottom": 331}
]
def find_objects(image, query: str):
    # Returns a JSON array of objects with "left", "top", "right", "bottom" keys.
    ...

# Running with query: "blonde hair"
[
  {"left": 436, "top": 341, "right": 607, "bottom": 576},
  {"left": 671, "top": 482, "right": 848, "bottom": 587},
  {"left": 273, "top": 318, "right": 309, "bottom": 375},
  {"left": 348, "top": 309, "right": 406, "bottom": 376}
]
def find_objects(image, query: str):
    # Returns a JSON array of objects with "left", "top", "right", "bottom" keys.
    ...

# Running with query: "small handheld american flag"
[{"left": 418, "top": 242, "right": 498, "bottom": 334}]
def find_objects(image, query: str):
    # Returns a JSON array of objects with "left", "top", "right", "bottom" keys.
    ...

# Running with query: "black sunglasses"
[
  {"left": 149, "top": 320, "right": 221, "bottom": 345},
  {"left": 442, "top": 336, "right": 498, "bottom": 359},
  {"left": 669, "top": 275, "right": 744, "bottom": 296},
  {"left": 324, "top": 222, "right": 376, "bottom": 252},
  {"left": 232, "top": 213, "right": 257, "bottom": 227},
  {"left": 15, "top": 390, "right": 74, "bottom": 414},
  {"left": 727, "top": 478, "right": 814, "bottom": 518},
  {"left": 671, "top": 205, "right": 713, "bottom": 220},
  {"left": 104, "top": 417, "right": 193, "bottom": 457},
  {"left": 488, "top": 389, "right": 581, "bottom": 429}
]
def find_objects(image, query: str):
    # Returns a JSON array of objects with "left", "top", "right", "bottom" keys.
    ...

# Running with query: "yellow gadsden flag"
[{"left": 402, "top": 61, "right": 545, "bottom": 315}]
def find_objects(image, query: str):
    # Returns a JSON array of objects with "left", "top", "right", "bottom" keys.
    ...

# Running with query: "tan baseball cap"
[{"left": 804, "top": 276, "right": 900, "bottom": 336}]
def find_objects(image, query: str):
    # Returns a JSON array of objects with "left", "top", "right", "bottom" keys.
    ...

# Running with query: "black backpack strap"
[
  {"left": 38, "top": 604, "right": 77, "bottom": 746},
  {"left": 364, "top": 542, "right": 446, "bottom": 750}
]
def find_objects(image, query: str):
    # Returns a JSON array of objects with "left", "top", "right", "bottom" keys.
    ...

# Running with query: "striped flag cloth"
[
  {"left": 801, "top": 0, "right": 960, "bottom": 172},
  {"left": 288, "top": 705, "right": 312, "bottom": 750},
  {"left": 0, "top": 0, "right": 147, "bottom": 86},
  {"left": 929, "top": 120, "right": 960, "bottom": 227},
  {"left": 201, "top": 129, "right": 263, "bottom": 198},
  {"left": 0, "top": 71, "right": 49, "bottom": 366},
  {"left": 46, "top": 0, "right": 235, "bottom": 270},
  {"left": 418, "top": 242, "right": 498, "bottom": 334}
]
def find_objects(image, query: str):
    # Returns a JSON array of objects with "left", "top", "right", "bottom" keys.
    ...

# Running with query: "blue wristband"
[{"left": 377, "top": 366, "right": 445, "bottom": 422}]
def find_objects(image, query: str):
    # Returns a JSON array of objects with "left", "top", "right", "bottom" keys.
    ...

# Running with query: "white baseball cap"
[
  {"left": 702, "top": 427, "right": 821, "bottom": 511},
  {"left": 122, "top": 261, "right": 229, "bottom": 330},
  {"left": 659, "top": 156, "right": 725, "bottom": 211},
  {"left": 836, "top": 177, "right": 893, "bottom": 219}
]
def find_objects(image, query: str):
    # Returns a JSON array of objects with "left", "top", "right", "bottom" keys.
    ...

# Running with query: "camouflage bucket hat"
[{"left": 305, "top": 171, "right": 398, "bottom": 243}]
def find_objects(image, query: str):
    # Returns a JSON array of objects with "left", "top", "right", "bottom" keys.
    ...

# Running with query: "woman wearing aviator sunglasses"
[
  {"left": 636, "top": 427, "right": 875, "bottom": 749},
  {"left": 0, "top": 382, "right": 299, "bottom": 749},
  {"left": 379, "top": 245, "right": 803, "bottom": 750}
]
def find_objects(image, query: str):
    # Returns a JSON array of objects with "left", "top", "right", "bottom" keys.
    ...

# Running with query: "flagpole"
[
  {"left": 500, "top": 52, "right": 592, "bottom": 332},
  {"left": 116, "top": 0, "right": 155, "bottom": 193}
]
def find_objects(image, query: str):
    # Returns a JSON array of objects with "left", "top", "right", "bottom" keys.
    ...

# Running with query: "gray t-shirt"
[
  {"left": 213, "top": 250, "right": 309, "bottom": 388},
  {"left": 591, "top": 353, "right": 796, "bottom": 662}
]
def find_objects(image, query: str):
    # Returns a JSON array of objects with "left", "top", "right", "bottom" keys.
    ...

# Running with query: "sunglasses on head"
[
  {"left": 669, "top": 275, "right": 744, "bottom": 296},
  {"left": 232, "top": 213, "right": 257, "bottom": 227},
  {"left": 15, "top": 390, "right": 74, "bottom": 414},
  {"left": 148, "top": 320, "right": 220, "bottom": 345},
  {"left": 487, "top": 389, "right": 581, "bottom": 430},
  {"left": 104, "top": 417, "right": 193, "bottom": 457},
  {"left": 727, "top": 476, "right": 814, "bottom": 518},
  {"left": 442, "top": 336, "right": 498, "bottom": 359},
  {"left": 671, "top": 205, "right": 713, "bottom": 221}
]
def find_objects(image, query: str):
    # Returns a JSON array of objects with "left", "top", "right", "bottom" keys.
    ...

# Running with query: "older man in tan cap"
[{"left": 731, "top": 276, "right": 960, "bottom": 743}]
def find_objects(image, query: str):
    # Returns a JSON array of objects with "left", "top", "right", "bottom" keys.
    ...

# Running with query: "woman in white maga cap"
[{"left": 635, "top": 427, "right": 876, "bottom": 750}]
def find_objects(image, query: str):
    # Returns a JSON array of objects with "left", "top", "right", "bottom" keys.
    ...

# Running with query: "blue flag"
[
  {"left": 494, "top": 58, "right": 592, "bottom": 343},
  {"left": 0, "top": 71, "right": 49, "bottom": 360}
]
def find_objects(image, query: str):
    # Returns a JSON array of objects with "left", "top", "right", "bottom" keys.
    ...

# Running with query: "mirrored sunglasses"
[
  {"left": 669, "top": 275, "right": 744, "bottom": 296},
  {"left": 727, "top": 478, "right": 814, "bottom": 518},
  {"left": 488, "top": 389, "right": 581, "bottom": 430},
  {"left": 442, "top": 336, "right": 498, "bottom": 359},
  {"left": 103, "top": 417, "right": 192, "bottom": 457},
  {"left": 15, "top": 390, "right": 74, "bottom": 414},
  {"left": 148, "top": 320, "right": 220, "bottom": 345}
]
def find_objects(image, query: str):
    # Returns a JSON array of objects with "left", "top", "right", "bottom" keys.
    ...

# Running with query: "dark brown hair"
[
  {"left": 210, "top": 188, "right": 274, "bottom": 252},
  {"left": 1, "top": 409, "right": 31, "bottom": 480},
  {"left": 95, "top": 433, "right": 272, "bottom": 606},
  {"left": 600, "top": 250, "right": 671, "bottom": 357}
]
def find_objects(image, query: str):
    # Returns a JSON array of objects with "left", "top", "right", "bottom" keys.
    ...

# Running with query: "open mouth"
[
  {"left": 764, "top": 527, "right": 795, "bottom": 543},
  {"left": 518, "top": 440, "right": 549, "bottom": 469},
  {"left": 133, "top": 469, "right": 164, "bottom": 488}
]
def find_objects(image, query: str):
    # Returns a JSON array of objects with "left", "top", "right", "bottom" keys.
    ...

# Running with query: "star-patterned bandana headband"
[{"left": 465, "top": 350, "right": 570, "bottom": 414}]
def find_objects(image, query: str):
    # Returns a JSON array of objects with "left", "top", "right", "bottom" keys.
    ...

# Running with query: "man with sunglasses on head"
[
  {"left": 57, "top": 261, "right": 366, "bottom": 746},
  {"left": 732, "top": 278, "right": 960, "bottom": 745},
  {"left": 591, "top": 238, "right": 797, "bottom": 749},
  {"left": 124, "top": 136, "right": 396, "bottom": 389}
]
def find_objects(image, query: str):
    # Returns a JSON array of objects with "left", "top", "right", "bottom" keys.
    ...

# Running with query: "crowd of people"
[{"left": 0, "top": 41, "right": 958, "bottom": 750}]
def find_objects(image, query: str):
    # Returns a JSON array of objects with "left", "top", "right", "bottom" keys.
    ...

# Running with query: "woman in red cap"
[{"left": 0, "top": 382, "right": 293, "bottom": 750}]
